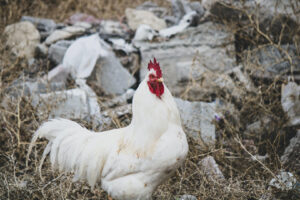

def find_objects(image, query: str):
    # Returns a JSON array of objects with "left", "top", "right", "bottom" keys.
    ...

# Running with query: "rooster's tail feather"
[{"left": 27, "top": 118, "right": 105, "bottom": 188}]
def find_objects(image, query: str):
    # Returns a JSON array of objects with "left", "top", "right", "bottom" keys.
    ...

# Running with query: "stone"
[
  {"left": 31, "top": 86, "right": 103, "bottom": 129},
  {"left": 1, "top": 77, "right": 65, "bottom": 108},
  {"left": 103, "top": 104, "right": 132, "bottom": 119},
  {"left": 281, "top": 82, "right": 300, "bottom": 126},
  {"left": 45, "top": 26, "right": 86, "bottom": 45},
  {"left": 269, "top": 171, "right": 297, "bottom": 191},
  {"left": 118, "top": 53, "right": 140, "bottom": 74},
  {"left": 136, "top": 1, "right": 168, "bottom": 18},
  {"left": 73, "top": 22, "right": 92, "bottom": 29},
  {"left": 102, "top": 89, "right": 135, "bottom": 108},
  {"left": 108, "top": 38, "right": 137, "bottom": 54},
  {"left": 245, "top": 117, "right": 271, "bottom": 136},
  {"left": 99, "top": 20, "right": 130, "bottom": 39},
  {"left": 170, "top": 0, "right": 205, "bottom": 24},
  {"left": 138, "top": 22, "right": 235, "bottom": 99},
  {"left": 179, "top": 194, "right": 197, "bottom": 200},
  {"left": 175, "top": 98, "right": 216, "bottom": 145},
  {"left": 48, "top": 34, "right": 136, "bottom": 95},
  {"left": 245, "top": 45, "right": 300, "bottom": 80},
  {"left": 215, "top": 98, "right": 239, "bottom": 123},
  {"left": 227, "top": 65, "right": 255, "bottom": 92},
  {"left": 36, "top": 43, "right": 48, "bottom": 57},
  {"left": 48, "top": 40, "right": 74, "bottom": 64},
  {"left": 203, "top": 0, "right": 299, "bottom": 43},
  {"left": 65, "top": 13, "right": 101, "bottom": 25},
  {"left": 159, "top": 11, "right": 199, "bottom": 38},
  {"left": 125, "top": 8, "right": 167, "bottom": 31},
  {"left": 47, "top": 34, "right": 136, "bottom": 95},
  {"left": 198, "top": 156, "right": 225, "bottom": 181},
  {"left": 281, "top": 130, "right": 300, "bottom": 173},
  {"left": 21, "top": 16, "right": 56, "bottom": 39},
  {"left": 87, "top": 52, "right": 136, "bottom": 95},
  {"left": 4, "top": 21, "right": 41, "bottom": 59}
]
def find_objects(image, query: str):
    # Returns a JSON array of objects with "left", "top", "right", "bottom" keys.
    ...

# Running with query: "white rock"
[
  {"left": 21, "top": 16, "right": 56, "bottom": 38},
  {"left": 125, "top": 8, "right": 167, "bottom": 31},
  {"left": 102, "top": 89, "right": 135, "bottom": 108},
  {"left": 4, "top": 21, "right": 40, "bottom": 59},
  {"left": 175, "top": 98, "right": 216, "bottom": 145},
  {"left": 137, "top": 1, "right": 168, "bottom": 18},
  {"left": 45, "top": 26, "right": 86, "bottom": 45},
  {"left": 31, "top": 86, "right": 103, "bottom": 129},
  {"left": 36, "top": 43, "right": 48, "bottom": 57},
  {"left": 203, "top": 0, "right": 299, "bottom": 43},
  {"left": 179, "top": 194, "right": 197, "bottom": 200},
  {"left": 1, "top": 77, "right": 65, "bottom": 109},
  {"left": 281, "top": 130, "right": 300, "bottom": 164},
  {"left": 103, "top": 104, "right": 132, "bottom": 118},
  {"left": 139, "top": 22, "right": 235, "bottom": 98},
  {"left": 100, "top": 20, "right": 128, "bottom": 38},
  {"left": 281, "top": 81, "right": 300, "bottom": 126},
  {"left": 256, "top": 0, "right": 300, "bottom": 22},
  {"left": 87, "top": 52, "right": 136, "bottom": 95},
  {"left": 170, "top": 0, "right": 205, "bottom": 24},
  {"left": 269, "top": 171, "right": 297, "bottom": 190},
  {"left": 73, "top": 21, "right": 92, "bottom": 29},
  {"left": 48, "top": 40, "right": 74, "bottom": 64},
  {"left": 226, "top": 65, "right": 255, "bottom": 92},
  {"left": 198, "top": 156, "right": 225, "bottom": 181},
  {"left": 245, "top": 45, "right": 300, "bottom": 80}
]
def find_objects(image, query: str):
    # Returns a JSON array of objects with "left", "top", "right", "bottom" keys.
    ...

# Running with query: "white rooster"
[{"left": 27, "top": 58, "right": 189, "bottom": 200}]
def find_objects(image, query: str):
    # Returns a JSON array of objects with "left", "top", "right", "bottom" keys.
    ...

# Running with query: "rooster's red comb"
[{"left": 148, "top": 58, "right": 162, "bottom": 78}]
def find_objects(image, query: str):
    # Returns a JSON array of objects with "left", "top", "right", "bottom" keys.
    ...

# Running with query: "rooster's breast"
[{"left": 101, "top": 123, "right": 188, "bottom": 200}]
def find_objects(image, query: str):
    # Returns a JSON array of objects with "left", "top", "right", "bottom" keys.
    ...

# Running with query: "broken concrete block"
[{"left": 175, "top": 98, "right": 216, "bottom": 145}]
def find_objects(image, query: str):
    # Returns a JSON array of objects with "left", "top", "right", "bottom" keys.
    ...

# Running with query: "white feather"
[{"left": 28, "top": 70, "right": 189, "bottom": 200}]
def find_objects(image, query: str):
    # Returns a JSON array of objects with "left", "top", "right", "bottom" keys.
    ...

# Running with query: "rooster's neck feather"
[{"left": 125, "top": 78, "right": 181, "bottom": 150}]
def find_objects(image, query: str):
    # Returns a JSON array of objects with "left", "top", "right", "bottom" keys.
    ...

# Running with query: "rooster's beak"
[{"left": 157, "top": 78, "right": 164, "bottom": 82}]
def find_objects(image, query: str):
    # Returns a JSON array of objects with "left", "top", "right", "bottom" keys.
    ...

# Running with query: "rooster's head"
[{"left": 147, "top": 58, "right": 164, "bottom": 98}]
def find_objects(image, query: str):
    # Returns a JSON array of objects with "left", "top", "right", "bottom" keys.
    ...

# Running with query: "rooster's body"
[{"left": 28, "top": 59, "right": 188, "bottom": 200}]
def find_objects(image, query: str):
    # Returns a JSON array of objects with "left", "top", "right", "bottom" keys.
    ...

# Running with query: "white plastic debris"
[
  {"left": 133, "top": 24, "right": 158, "bottom": 41},
  {"left": 47, "top": 34, "right": 136, "bottom": 95},
  {"left": 159, "top": 11, "right": 197, "bottom": 38},
  {"left": 269, "top": 171, "right": 297, "bottom": 190},
  {"left": 65, "top": 34, "right": 110, "bottom": 79},
  {"left": 47, "top": 34, "right": 109, "bottom": 82},
  {"left": 108, "top": 38, "right": 137, "bottom": 53}
]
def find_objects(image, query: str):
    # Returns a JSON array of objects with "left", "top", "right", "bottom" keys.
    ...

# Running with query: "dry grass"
[{"left": 0, "top": 0, "right": 300, "bottom": 200}]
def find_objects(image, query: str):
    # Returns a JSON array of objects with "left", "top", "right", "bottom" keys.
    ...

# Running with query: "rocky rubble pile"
[{"left": 1, "top": 0, "right": 300, "bottom": 199}]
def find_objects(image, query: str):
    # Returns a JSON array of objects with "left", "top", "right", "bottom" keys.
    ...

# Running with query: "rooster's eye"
[{"left": 149, "top": 74, "right": 155, "bottom": 79}]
